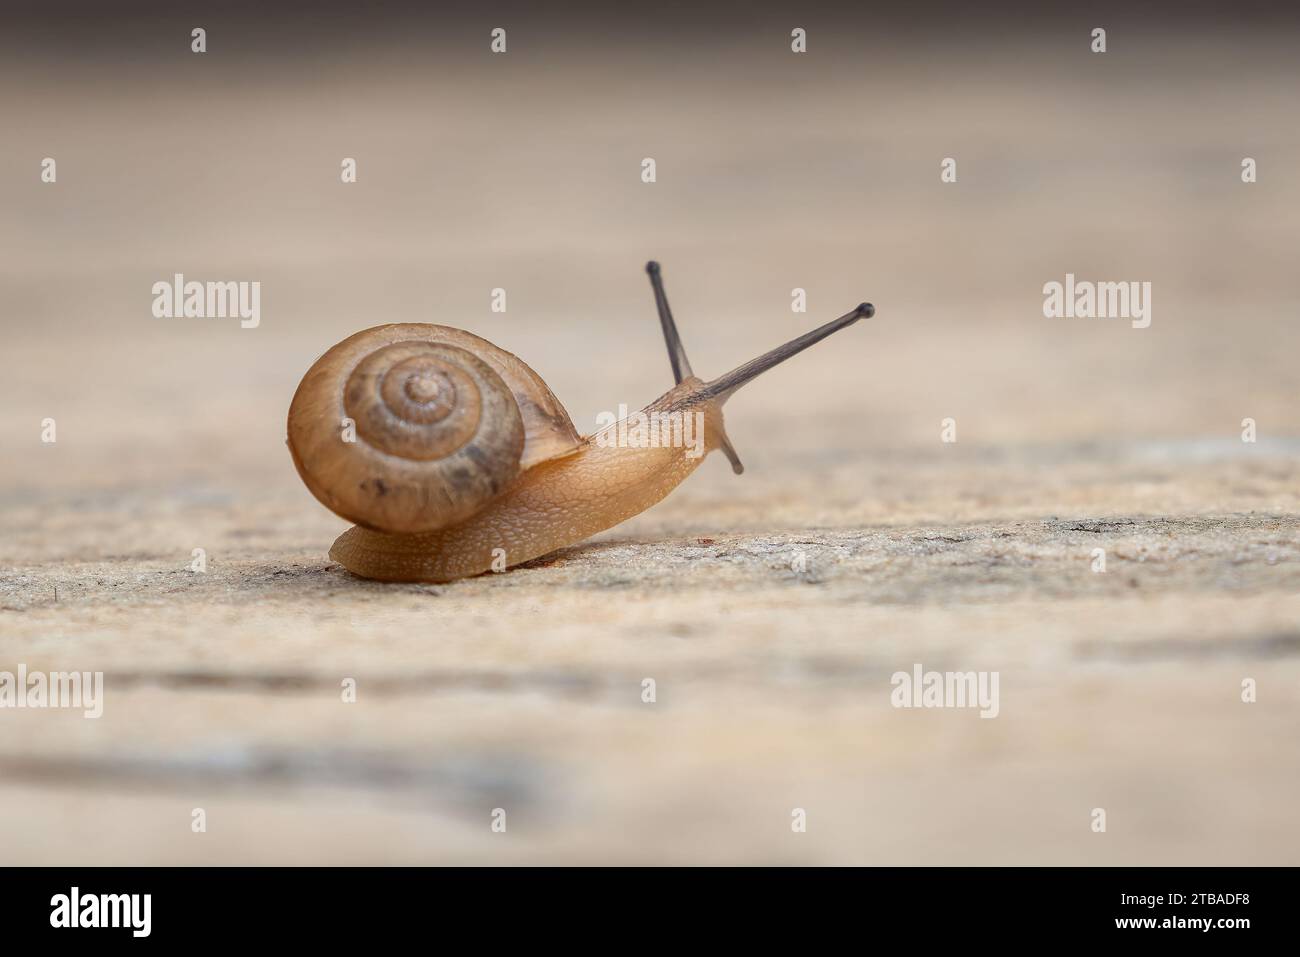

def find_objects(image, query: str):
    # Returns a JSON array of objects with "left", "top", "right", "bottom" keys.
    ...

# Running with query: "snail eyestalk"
[
  {"left": 704, "top": 303, "right": 873, "bottom": 404},
  {"left": 646, "top": 260, "right": 694, "bottom": 384},
  {"left": 699, "top": 302, "right": 872, "bottom": 475}
]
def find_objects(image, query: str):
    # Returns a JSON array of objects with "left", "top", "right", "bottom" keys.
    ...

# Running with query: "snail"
[{"left": 287, "top": 262, "right": 873, "bottom": 582}]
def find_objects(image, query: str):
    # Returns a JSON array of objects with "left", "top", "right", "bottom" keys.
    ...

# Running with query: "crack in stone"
[
  {"left": 0, "top": 748, "right": 551, "bottom": 816},
  {"left": 1074, "top": 632, "right": 1300, "bottom": 662}
]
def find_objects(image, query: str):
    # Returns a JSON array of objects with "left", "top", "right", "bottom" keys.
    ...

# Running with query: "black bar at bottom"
[{"left": 0, "top": 866, "right": 1284, "bottom": 943}]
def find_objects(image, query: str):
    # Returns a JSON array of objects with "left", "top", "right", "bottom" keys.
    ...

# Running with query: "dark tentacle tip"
[
  {"left": 646, "top": 261, "right": 661, "bottom": 275},
  {"left": 857, "top": 302, "right": 875, "bottom": 318}
]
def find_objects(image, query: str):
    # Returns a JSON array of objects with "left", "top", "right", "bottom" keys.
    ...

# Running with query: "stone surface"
[{"left": 1, "top": 23, "right": 1298, "bottom": 864}]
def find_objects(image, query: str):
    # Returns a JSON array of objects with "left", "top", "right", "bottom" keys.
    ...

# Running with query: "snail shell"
[{"left": 286, "top": 323, "right": 582, "bottom": 534}]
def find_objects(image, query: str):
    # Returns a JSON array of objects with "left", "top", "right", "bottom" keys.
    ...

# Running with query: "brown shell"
[{"left": 287, "top": 323, "right": 582, "bottom": 534}]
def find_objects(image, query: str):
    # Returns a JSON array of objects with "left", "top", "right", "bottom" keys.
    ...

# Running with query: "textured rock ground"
[{"left": 1, "top": 20, "right": 1298, "bottom": 863}]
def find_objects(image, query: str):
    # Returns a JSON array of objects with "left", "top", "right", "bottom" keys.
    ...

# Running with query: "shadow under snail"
[{"left": 287, "top": 262, "right": 873, "bottom": 582}]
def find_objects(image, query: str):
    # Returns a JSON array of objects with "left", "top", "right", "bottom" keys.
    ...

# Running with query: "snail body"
[{"left": 288, "top": 263, "right": 872, "bottom": 583}]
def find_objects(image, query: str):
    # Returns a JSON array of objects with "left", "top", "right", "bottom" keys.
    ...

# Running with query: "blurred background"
[{"left": 0, "top": 1, "right": 1297, "bottom": 864}]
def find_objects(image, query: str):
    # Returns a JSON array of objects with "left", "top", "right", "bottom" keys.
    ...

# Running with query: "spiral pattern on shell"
[{"left": 288, "top": 325, "right": 534, "bottom": 534}]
